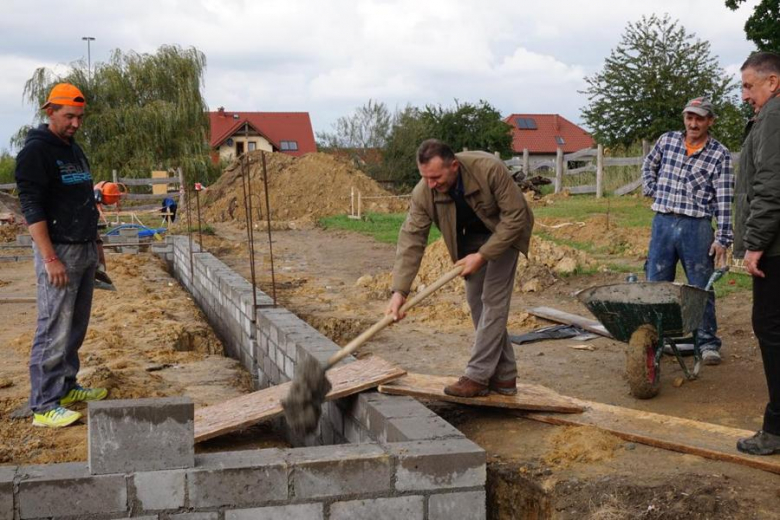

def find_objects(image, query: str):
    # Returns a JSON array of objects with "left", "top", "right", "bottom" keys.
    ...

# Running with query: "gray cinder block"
[
  {"left": 389, "top": 439, "right": 486, "bottom": 491},
  {"left": 0, "top": 466, "right": 15, "bottom": 520},
  {"left": 429, "top": 490, "right": 486, "bottom": 520},
  {"left": 288, "top": 444, "right": 393, "bottom": 499},
  {"left": 88, "top": 397, "right": 194, "bottom": 475},
  {"left": 225, "top": 503, "right": 324, "bottom": 520},
  {"left": 330, "top": 496, "right": 424, "bottom": 520},
  {"left": 18, "top": 462, "right": 127, "bottom": 518},
  {"left": 187, "top": 450, "right": 288, "bottom": 508},
  {"left": 133, "top": 469, "right": 186, "bottom": 511}
]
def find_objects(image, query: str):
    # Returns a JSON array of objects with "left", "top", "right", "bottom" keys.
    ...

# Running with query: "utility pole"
[{"left": 82, "top": 36, "right": 95, "bottom": 83}]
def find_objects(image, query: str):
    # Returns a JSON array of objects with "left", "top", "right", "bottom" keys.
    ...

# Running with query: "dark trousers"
[
  {"left": 754, "top": 255, "right": 780, "bottom": 435},
  {"left": 646, "top": 213, "right": 720, "bottom": 350},
  {"left": 30, "top": 242, "right": 98, "bottom": 413}
]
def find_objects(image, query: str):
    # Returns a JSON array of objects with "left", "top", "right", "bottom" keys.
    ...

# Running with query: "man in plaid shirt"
[{"left": 642, "top": 96, "right": 734, "bottom": 366}]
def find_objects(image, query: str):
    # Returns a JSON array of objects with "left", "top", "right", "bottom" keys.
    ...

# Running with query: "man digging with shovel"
[{"left": 386, "top": 139, "right": 534, "bottom": 397}]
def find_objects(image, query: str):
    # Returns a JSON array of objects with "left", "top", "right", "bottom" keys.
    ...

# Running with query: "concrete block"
[
  {"left": 226, "top": 503, "right": 324, "bottom": 520},
  {"left": 389, "top": 439, "right": 486, "bottom": 491},
  {"left": 386, "top": 415, "right": 463, "bottom": 442},
  {"left": 429, "top": 490, "right": 486, "bottom": 520},
  {"left": 133, "top": 469, "right": 186, "bottom": 511},
  {"left": 0, "top": 466, "right": 15, "bottom": 520},
  {"left": 18, "top": 462, "right": 127, "bottom": 518},
  {"left": 168, "top": 513, "right": 218, "bottom": 520},
  {"left": 16, "top": 234, "right": 32, "bottom": 246},
  {"left": 330, "top": 496, "right": 424, "bottom": 520},
  {"left": 88, "top": 397, "right": 194, "bottom": 474},
  {"left": 187, "top": 450, "right": 287, "bottom": 508},
  {"left": 288, "top": 444, "right": 392, "bottom": 499}
]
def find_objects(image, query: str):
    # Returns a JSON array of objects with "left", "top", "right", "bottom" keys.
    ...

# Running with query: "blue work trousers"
[
  {"left": 645, "top": 213, "right": 720, "bottom": 351},
  {"left": 29, "top": 242, "right": 98, "bottom": 413}
]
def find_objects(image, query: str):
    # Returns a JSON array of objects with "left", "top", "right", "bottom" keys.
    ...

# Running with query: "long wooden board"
[
  {"left": 194, "top": 356, "right": 406, "bottom": 443},
  {"left": 527, "top": 306, "right": 612, "bottom": 338},
  {"left": 378, "top": 373, "right": 584, "bottom": 414},
  {"left": 523, "top": 400, "right": 780, "bottom": 475}
]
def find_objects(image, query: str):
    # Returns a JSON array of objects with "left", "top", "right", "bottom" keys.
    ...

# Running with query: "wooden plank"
[
  {"left": 378, "top": 373, "right": 584, "bottom": 414},
  {"left": 566, "top": 164, "right": 596, "bottom": 175},
  {"left": 523, "top": 400, "right": 780, "bottom": 475},
  {"left": 527, "top": 306, "right": 613, "bottom": 338},
  {"left": 194, "top": 356, "right": 406, "bottom": 443},
  {"left": 0, "top": 297, "right": 36, "bottom": 304},
  {"left": 118, "top": 177, "right": 181, "bottom": 186},
  {"left": 0, "top": 183, "right": 16, "bottom": 190},
  {"left": 124, "top": 193, "right": 173, "bottom": 201},
  {"left": 564, "top": 148, "right": 597, "bottom": 161},
  {"left": 566, "top": 185, "right": 597, "bottom": 195},
  {"left": 613, "top": 177, "right": 643, "bottom": 196},
  {"left": 604, "top": 156, "right": 643, "bottom": 167}
]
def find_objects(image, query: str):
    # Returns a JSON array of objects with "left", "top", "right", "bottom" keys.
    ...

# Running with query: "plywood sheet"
[
  {"left": 378, "top": 373, "right": 584, "bottom": 413},
  {"left": 194, "top": 356, "right": 405, "bottom": 443}
]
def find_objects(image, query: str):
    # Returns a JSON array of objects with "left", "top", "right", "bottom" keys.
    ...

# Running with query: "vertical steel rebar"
[
  {"left": 195, "top": 187, "right": 203, "bottom": 248},
  {"left": 243, "top": 125, "right": 258, "bottom": 310},
  {"left": 261, "top": 152, "right": 277, "bottom": 306},
  {"left": 184, "top": 181, "right": 194, "bottom": 279}
]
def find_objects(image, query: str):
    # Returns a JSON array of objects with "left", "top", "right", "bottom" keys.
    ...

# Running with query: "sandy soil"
[{"left": 0, "top": 254, "right": 287, "bottom": 465}]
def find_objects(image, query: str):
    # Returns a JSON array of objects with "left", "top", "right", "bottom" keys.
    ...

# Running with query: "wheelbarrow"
[{"left": 576, "top": 268, "right": 727, "bottom": 399}]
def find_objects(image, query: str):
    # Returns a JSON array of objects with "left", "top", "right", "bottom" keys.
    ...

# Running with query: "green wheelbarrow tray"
[
  {"left": 576, "top": 281, "right": 710, "bottom": 398},
  {"left": 576, "top": 282, "right": 709, "bottom": 343}
]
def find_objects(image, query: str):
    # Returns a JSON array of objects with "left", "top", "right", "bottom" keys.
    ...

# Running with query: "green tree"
[
  {"left": 0, "top": 151, "right": 15, "bottom": 185},
  {"left": 726, "top": 0, "right": 780, "bottom": 53},
  {"left": 581, "top": 15, "right": 742, "bottom": 149},
  {"left": 12, "top": 45, "right": 217, "bottom": 183},
  {"left": 381, "top": 100, "right": 513, "bottom": 187}
]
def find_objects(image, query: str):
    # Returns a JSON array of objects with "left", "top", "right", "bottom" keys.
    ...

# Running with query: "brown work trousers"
[{"left": 463, "top": 245, "right": 519, "bottom": 385}]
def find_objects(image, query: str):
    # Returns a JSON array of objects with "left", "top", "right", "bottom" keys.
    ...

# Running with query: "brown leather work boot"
[
  {"left": 489, "top": 377, "right": 518, "bottom": 396},
  {"left": 444, "top": 376, "right": 489, "bottom": 398}
]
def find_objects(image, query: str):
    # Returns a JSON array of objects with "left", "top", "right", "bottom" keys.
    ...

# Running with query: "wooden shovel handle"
[{"left": 327, "top": 266, "right": 464, "bottom": 367}]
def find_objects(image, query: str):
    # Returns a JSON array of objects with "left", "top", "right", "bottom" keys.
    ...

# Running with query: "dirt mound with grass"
[
  {"left": 537, "top": 214, "right": 650, "bottom": 257},
  {"left": 356, "top": 236, "right": 595, "bottom": 300},
  {"left": 202, "top": 152, "right": 408, "bottom": 224}
]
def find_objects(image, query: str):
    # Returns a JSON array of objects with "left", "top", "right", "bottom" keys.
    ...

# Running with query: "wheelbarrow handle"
[{"left": 705, "top": 266, "right": 729, "bottom": 292}]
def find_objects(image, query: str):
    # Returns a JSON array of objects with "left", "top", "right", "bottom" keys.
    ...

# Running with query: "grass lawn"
[
  {"left": 532, "top": 194, "right": 655, "bottom": 228},
  {"left": 319, "top": 213, "right": 441, "bottom": 245}
]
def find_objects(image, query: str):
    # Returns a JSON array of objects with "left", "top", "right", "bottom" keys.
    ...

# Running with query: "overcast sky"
[{"left": 0, "top": 0, "right": 760, "bottom": 153}]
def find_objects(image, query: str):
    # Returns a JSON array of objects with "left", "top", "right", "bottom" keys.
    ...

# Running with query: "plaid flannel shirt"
[{"left": 642, "top": 131, "right": 734, "bottom": 247}]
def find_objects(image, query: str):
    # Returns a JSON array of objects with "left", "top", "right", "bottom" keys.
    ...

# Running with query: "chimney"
[
  {"left": 218, "top": 107, "right": 225, "bottom": 116},
  {"left": 554, "top": 114, "right": 560, "bottom": 131}
]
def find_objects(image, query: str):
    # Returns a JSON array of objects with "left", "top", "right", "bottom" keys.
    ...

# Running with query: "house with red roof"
[
  {"left": 503, "top": 114, "right": 594, "bottom": 160},
  {"left": 208, "top": 108, "right": 317, "bottom": 162}
]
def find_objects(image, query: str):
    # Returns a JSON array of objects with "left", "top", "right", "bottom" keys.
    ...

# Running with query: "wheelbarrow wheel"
[{"left": 626, "top": 325, "right": 660, "bottom": 399}]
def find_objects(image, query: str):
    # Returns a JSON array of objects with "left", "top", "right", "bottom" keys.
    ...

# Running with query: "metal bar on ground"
[{"left": 527, "top": 306, "right": 612, "bottom": 338}]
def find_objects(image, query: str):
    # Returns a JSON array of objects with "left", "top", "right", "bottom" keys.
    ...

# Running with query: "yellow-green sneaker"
[
  {"left": 60, "top": 384, "right": 108, "bottom": 406},
  {"left": 32, "top": 406, "right": 82, "bottom": 428}
]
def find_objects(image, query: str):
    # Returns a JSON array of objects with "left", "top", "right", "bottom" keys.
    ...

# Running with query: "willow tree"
[{"left": 13, "top": 45, "right": 214, "bottom": 182}]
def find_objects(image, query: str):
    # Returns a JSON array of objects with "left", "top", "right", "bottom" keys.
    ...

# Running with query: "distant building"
[
  {"left": 208, "top": 108, "right": 317, "bottom": 162},
  {"left": 503, "top": 114, "right": 594, "bottom": 162}
]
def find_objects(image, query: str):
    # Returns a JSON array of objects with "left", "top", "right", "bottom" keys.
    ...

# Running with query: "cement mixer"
[{"left": 94, "top": 181, "right": 127, "bottom": 206}]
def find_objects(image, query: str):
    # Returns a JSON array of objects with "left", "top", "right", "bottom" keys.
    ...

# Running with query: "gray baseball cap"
[{"left": 682, "top": 97, "right": 715, "bottom": 117}]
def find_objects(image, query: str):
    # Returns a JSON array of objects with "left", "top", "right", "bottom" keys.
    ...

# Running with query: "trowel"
[{"left": 95, "top": 264, "right": 117, "bottom": 291}]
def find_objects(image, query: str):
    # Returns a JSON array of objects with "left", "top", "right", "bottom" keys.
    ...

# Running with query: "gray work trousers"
[
  {"left": 30, "top": 242, "right": 98, "bottom": 413},
  {"left": 463, "top": 246, "right": 520, "bottom": 385}
]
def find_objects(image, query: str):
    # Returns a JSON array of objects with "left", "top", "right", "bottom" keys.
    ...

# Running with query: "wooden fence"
[
  {"left": 506, "top": 143, "right": 741, "bottom": 198},
  {"left": 0, "top": 169, "right": 183, "bottom": 212}
]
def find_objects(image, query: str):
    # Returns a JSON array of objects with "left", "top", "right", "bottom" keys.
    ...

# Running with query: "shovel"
[{"left": 282, "top": 265, "right": 464, "bottom": 436}]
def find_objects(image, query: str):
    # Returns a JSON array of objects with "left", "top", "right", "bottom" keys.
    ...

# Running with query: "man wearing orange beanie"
[{"left": 14, "top": 83, "right": 108, "bottom": 428}]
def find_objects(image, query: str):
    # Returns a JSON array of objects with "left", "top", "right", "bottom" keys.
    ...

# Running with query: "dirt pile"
[
  {"left": 202, "top": 152, "right": 408, "bottom": 224},
  {"left": 357, "top": 236, "right": 595, "bottom": 299},
  {"left": 543, "top": 425, "right": 623, "bottom": 468},
  {"left": 537, "top": 214, "right": 650, "bottom": 257}
]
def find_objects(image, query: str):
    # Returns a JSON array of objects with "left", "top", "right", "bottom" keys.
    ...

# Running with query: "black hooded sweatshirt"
[{"left": 14, "top": 124, "right": 99, "bottom": 244}]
